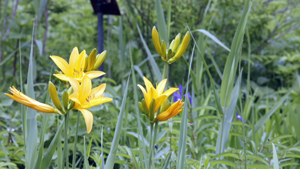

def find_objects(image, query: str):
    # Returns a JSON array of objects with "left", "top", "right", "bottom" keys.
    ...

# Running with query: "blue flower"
[
  {"left": 236, "top": 112, "right": 243, "bottom": 122},
  {"left": 173, "top": 85, "right": 192, "bottom": 105}
]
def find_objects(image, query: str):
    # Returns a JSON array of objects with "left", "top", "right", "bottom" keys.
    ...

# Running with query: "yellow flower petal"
[
  {"left": 69, "top": 93, "right": 81, "bottom": 105},
  {"left": 85, "top": 71, "right": 105, "bottom": 79},
  {"left": 69, "top": 47, "right": 79, "bottom": 69},
  {"left": 143, "top": 76, "right": 154, "bottom": 92},
  {"left": 67, "top": 77, "right": 80, "bottom": 93},
  {"left": 82, "top": 97, "right": 113, "bottom": 109},
  {"left": 75, "top": 50, "right": 86, "bottom": 72},
  {"left": 79, "top": 76, "right": 92, "bottom": 103},
  {"left": 156, "top": 79, "right": 167, "bottom": 95},
  {"left": 50, "top": 56, "right": 71, "bottom": 76},
  {"left": 53, "top": 74, "right": 70, "bottom": 82},
  {"left": 78, "top": 109, "right": 93, "bottom": 133},
  {"left": 137, "top": 84, "right": 151, "bottom": 108},
  {"left": 162, "top": 87, "right": 178, "bottom": 97},
  {"left": 90, "top": 84, "right": 106, "bottom": 98}
]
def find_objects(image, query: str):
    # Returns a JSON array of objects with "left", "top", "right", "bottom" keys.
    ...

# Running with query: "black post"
[{"left": 97, "top": 12, "right": 104, "bottom": 72}]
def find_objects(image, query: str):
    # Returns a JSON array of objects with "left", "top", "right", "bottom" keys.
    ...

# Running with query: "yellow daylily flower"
[
  {"left": 50, "top": 47, "right": 105, "bottom": 82},
  {"left": 67, "top": 76, "right": 113, "bottom": 133},
  {"left": 152, "top": 26, "right": 190, "bottom": 64},
  {"left": 156, "top": 100, "right": 184, "bottom": 121},
  {"left": 5, "top": 86, "right": 62, "bottom": 115},
  {"left": 137, "top": 76, "right": 179, "bottom": 122}
]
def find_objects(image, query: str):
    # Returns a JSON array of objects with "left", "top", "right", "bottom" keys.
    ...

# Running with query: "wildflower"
[
  {"left": 152, "top": 26, "right": 190, "bottom": 64},
  {"left": 236, "top": 112, "right": 243, "bottom": 122},
  {"left": 5, "top": 86, "right": 62, "bottom": 115},
  {"left": 173, "top": 84, "right": 192, "bottom": 105},
  {"left": 138, "top": 76, "right": 184, "bottom": 122},
  {"left": 85, "top": 48, "right": 107, "bottom": 71},
  {"left": 68, "top": 75, "right": 113, "bottom": 133},
  {"left": 50, "top": 47, "right": 105, "bottom": 82}
]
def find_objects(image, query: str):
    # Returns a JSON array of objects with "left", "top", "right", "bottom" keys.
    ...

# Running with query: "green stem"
[
  {"left": 219, "top": 115, "right": 225, "bottom": 154},
  {"left": 64, "top": 113, "right": 69, "bottom": 169},
  {"left": 148, "top": 123, "right": 154, "bottom": 168},
  {"left": 162, "top": 62, "right": 169, "bottom": 79},
  {"left": 72, "top": 112, "right": 80, "bottom": 169},
  {"left": 152, "top": 121, "right": 159, "bottom": 167}
]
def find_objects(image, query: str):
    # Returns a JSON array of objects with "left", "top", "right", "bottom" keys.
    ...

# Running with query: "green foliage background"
[{"left": 1, "top": 0, "right": 300, "bottom": 168}]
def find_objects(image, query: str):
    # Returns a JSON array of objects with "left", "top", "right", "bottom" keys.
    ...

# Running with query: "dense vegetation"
[{"left": 1, "top": 0, "right": 300, "bottom": 168}]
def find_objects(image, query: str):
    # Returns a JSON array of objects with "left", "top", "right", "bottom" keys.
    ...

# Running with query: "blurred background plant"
[{"left": 1, "top": 0, "right": 300, "bottom": 168}]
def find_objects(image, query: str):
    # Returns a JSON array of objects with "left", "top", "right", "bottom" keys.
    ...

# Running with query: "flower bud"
[
  {"left": 62, "top": 91, "right": 69, "bottom": 111},
  {"left": 48, "top": 82, "right": 63, "bottom": 112},
  {"left": 87, "top": 48, "right": 97, "bottom": 71},
  {"left": 93, "top": 50, "right": 107, "bottom": 70}
]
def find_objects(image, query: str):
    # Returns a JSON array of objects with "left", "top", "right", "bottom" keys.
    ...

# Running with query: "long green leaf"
[
  {"left": 216, "top": 72, "right": 242, "bottom": 154},
  {"left": 40, "top": 118, "right": 65, "bottom": 169},
  {"left": 137, "top": 25, "right": 162, "bottom": 81},
  {"left": 105, "top": 77, "right": 130, "bottom": 169},
  {"left": 220, "top": 0, "right": 252, "bottom": 107},
  {"left": 195, "top": 29, "right": 230, "bottom": 52},
  {"left": 176, "top": 44, "right": 194, "bottom": 169},
  {"left": 155, "top": 0, "right": 168, "bottom": 44},
  {"left": 25, "top": 26, "right": 38, "bottom": 169}
]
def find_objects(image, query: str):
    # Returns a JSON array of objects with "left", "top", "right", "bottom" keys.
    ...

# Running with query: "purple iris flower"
[
  {"left": 173, "top": 85, "right": 192, "bottom": 105},
  {"left": 236, "top": 112, "right": 243, "bottom": 122}
]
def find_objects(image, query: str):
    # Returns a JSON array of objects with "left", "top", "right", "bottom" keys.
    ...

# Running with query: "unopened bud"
[
  {"left": 49, "top": 82, "right": 63, "bottom": 111},
  {"left": 93, "top": 50, "right": 107, "bottom": 70},
  {"left": 87, "top": 48, "right": 97, "bottom": 71}
]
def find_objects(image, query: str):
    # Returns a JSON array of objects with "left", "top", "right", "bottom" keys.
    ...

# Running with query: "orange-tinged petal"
[
  {"left": 156, "top": 101, "right": 184, "bottom": 121},
  {"left": 156, "top": 79, "right": 167, "bottom": 95},
  {"left": 162, "top": 87, "right": 178, "bottom": 97},
  {"left": 90, "top": 84, "right": 106, "bottom": 98},
  {"left": 143, "top": 76, "right": 154, "bottom": 92},
  {"left": 69, "top": 47, "right": 79, "bottom": 69},
  {"left": 5, "top": 87, "right": 58, "bottom": 114},
  {"left": 154, "top": 95, "right": 168, "bottom": 113},
  {"left": 67, "top": 77, "right": 80, "bottom": 93},
  {"left": 78, "top": 109, "right": 93, "bottom": 133},
  {"left": 137, "top": 84, "right": 151, "bottom": 108},
  {"left": 50, "top": 55, "right": 71, "bottom": 76},
  {"left": 85, "top": 71, "right": 105, "bottom": 79}
]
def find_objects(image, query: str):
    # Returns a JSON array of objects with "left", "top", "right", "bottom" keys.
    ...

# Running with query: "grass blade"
[
  {"left": 176, "top": 44, "right": 194, "bottom": 169},
  {"left": 194, "top": 29, "right": 230, "bottom": 52},
  {"left": 105, "top": 76, "right": 130, "bottom": 169},
  {"left": 40, "top": 118, "right": 65, "bottom": 169},
  {"left": 25, "top": 26, "right": 38, "bottom": 169},
  {"left": 130, "top": 42, "right": 147, "bottom": 169},
  {"left": 272, "top": 143, "right": 279, "bottom": 169},
  {"left": 216, "top": 72, "right": 242, "bottom": 154}
]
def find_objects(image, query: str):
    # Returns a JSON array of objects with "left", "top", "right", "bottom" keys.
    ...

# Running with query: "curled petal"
[
  {"left": 78, "top": 109, "right": 93, "bottom": 133},
  {"left": 50, "top": 56, "right": 71, "bottom": 76},
  {"left": 85, "top": 71, "right": 105, "bottom": 79},
  {"left": 156, "top": 100, "right": 184, "bottom": 121}
]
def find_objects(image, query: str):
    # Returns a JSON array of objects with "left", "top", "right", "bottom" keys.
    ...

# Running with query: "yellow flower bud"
[
  {"left": 152, "top": 26, "right": 163, "bottom": 56},
  {"left": 49, "top": 82, "right": 63, "bottom": 112},
  {"left": 171, "top": 33, "right": 181, "bottom": 52},
  {"left": 160, "top": 40, "right": 167, "bottom": 61},
  {"left": 93, "top": 50, "right": 107, "bottom": 70},
  {"left": 168, "top": 31, "right": 190, "bottom": 64},
  {"left": 87, "top": 48, "right": 97, "bottom": 71}
]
